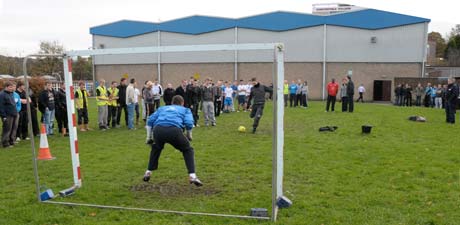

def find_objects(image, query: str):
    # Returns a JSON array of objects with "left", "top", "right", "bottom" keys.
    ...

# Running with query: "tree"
[
  {"left": 428, "top": 32, "right": 447, "bottom": 58},
  {"left": 34, "top": 40, "right": 65, "bottom": 76},
  {"left": 444, "top": 24, "right": 460, "bottom": 66},
  {"left": 72, "top": 56, "right": 93, "bottom": 80}
]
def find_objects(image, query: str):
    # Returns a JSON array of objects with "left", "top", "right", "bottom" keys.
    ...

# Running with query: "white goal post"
[{"left": 26, "top": 43, "right": 285, "bottom": 221}]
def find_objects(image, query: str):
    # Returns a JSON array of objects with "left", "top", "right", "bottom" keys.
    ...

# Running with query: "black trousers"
[
  {"left": 107, "top": 105, "right": 118, "bottom": 127},
  {"left": 356, "top": 92, "right": 364, "bottom": 102},
  {"left": 77, "top": 108, "right": 89, "bottom": 125},
  {"left": 116, "top": 105, "right": 128, "bottom": 126},
  {"left": 341, "top": 96, "right": 348, "bottom": 112},
  {"left": 2, "top": 116, "right": 15, "bottom": 147},
  {"left": 147, "top": 126, "right": 195, "bottom": 174},
  {"left": 18, "top": 111, "right": 29, "bottom": 139},
  {"left": 214, "top": 100, "right": 222, "bottom": 117},
  {"left": 301, "top": 94, "right": 308, "bottom": 107},
  {"left": 191, "top": 103, "right": 199, "bottom": 125},
  {"left": 153, "top": 99, "right": 161, "bottom": 112},
  {"left": 55, "top": 108, "right": 68, "bottom": 133},
  {"left": 250, "top": 104, "right": 264, "bottom": 129},
  {"left": 326, "top": 95, "right": 336, "bottom": 112},
  {"left": 445, "top": 101, "right": 456, "bottom": 124},
  {"left": 284, "top": 94, "right": 288, "bottom": 107},
  {"left": 348, "top": 95, "right": 354, "bottom": 112},
  {"left": 31, "top": 107, "right": 40, "bottom": 136},
  {"left": 289, "top": 94, "right": 296, "bottom": 107},
  {"left": 295, "top": 94, "right": 302, "bottom": 107}
]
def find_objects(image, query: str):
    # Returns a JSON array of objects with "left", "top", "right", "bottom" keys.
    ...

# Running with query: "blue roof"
[
  {"left": 90, "top": 9, "right": 430, "bottom": 38},
  {"left": 326, "top": 9, "right": 430, "bottom": 29},
  {"left": 90, "top": 20, "right": 157, "bottom": 38},
  {"left": 159, "top": 15, "right": 236, "bottom": 34},
  {"left": 237, "top": 11, "right": 324, "bottom": 31}
]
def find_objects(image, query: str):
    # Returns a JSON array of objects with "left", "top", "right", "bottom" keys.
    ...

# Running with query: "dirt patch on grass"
[{"left": 130, "top": 181, "right": 219, "bottom": 197}]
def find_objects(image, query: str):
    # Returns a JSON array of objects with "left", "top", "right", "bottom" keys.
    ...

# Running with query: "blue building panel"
[
  {"left": 237, "top": 11, "right": 324, "bottom": 31},
  {"left": 90, "top": 9, "right": 430, "bottom": 37},
  {"left": 326, "top": 9, "right": 430, "bottom": 29},
  {"left": 159, "top": 15, "right": 236, "bottom": 34},
  {"left": 90, "top": 20, "right": 157, "bottom": 38}
]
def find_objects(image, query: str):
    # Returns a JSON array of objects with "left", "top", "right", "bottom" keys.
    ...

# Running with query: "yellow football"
[{"left": 238, "top": 126, "right": 246, "bottom": 133}]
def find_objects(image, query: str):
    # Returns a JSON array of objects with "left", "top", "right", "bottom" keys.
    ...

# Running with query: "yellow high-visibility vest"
[
  {"left": 107, "top": 87, "right": 119, "bottom": 106},
  {"left": 75, "top": 89, "right": 89, "bottom": 109},
  {"left": 96, "top": 86, "right": 109, "bottom": 106}
]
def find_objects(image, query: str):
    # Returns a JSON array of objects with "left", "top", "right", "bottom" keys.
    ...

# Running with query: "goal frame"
[{"left": 25, "top": 43, "right": 285, "bottom": 221}]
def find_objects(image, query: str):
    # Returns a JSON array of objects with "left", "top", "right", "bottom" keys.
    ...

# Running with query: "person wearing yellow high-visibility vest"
[
  {"left": 96, "top": 79, "right": 109, "bottom": 130},
  {"left": 74, "top": 81, "right": 90, "bottom": 131},
  {"left": 283, "top": 80, "right": 289, "bottom": 107},
  {"left": 107, "top": 81, "right": 119, "bottom": 129}
]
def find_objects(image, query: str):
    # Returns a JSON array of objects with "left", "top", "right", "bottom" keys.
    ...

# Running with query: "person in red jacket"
[{"left": 326, "top": 78, "right": 339, "bottom": 112}]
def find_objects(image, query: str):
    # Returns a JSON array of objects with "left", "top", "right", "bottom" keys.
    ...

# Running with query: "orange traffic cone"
[{"left": 37, "top": 124, "right": 55, "bottom": 160}]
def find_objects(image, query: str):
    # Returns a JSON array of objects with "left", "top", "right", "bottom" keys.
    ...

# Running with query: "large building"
[{"left": 90, "top": 8, "right": 430, "bottom": 101}]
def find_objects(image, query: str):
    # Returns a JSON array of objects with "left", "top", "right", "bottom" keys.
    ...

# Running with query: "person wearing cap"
[{"left": 143, "top": 95, "right": 202, "bottom": 186}]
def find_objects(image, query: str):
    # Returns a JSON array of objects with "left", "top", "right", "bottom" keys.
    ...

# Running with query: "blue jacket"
[
  {"left": 148, "top": 105, "right": 194, "bottom": 131},
  {"left": 13, "top": 92, "right": 21, "bottom": 112},
  {"left": 0, "top": 90, "right": 18, "bottom": 118},
  {"left": 289, "top": 84, "right": 298, "bottom": 94}
]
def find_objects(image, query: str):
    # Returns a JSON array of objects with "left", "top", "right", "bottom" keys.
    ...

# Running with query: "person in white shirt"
[
  {"left": 237, "top": 80, "right": 247, "bottom": 112},
  {"left": 151, "top": 79, "right": 163, "bottom": 112},
  {"left": 245, "top": 81, "right": 253, "bottom": 109},
  {"left": 134, "top": 86, "right": 141, "bottom": 125},
  {"left": 126, "top": 78, "right": 136, "bottom": 130},
  {"left": 356, "top": 84, "right": 365, "bottom": 103},
  {"left": 223, "top": 82, "right": 234, "bottom": 113}
]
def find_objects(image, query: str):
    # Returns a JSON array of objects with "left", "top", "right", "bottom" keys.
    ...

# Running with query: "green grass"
[{"left": 1, "top": 99, "right": 459, "bottom": 225}]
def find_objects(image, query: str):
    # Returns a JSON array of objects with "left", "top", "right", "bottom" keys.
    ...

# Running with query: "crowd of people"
[
  {"left": 394, "top": 79, "right": 459, "bottom": 123},
  {"left": 2, "top": 75, "right": 460, "bottom": 148}
]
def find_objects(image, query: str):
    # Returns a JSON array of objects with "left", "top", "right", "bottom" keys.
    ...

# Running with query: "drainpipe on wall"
[
  {"left": 91, "top": 35, "right": 96, "bottom": 96},
  {"left": 322, "top": 24, "right": 327, "bottom": 100},
  {"left": 157, "top": 31, "right": 161, "bottom": 83},
  {"left": 234, "top": 27, "right": 238, "bottom": 81},
  {"left": 421, "top": 22, "right": 428, "bottom": 78}
]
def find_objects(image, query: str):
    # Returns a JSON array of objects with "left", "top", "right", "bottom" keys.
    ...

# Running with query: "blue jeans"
[
  {"left": 127, "top": 103, "right": 135, "bottom": 129},
  {"left": 44, "top": 109, "right": 55, "bottom": 134}
]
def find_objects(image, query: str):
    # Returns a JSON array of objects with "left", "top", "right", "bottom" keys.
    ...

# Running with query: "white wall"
[
  {"left": 160, "top": 28, "right": 235, "bottom": 63},
  {"left": 237, "top": 26, "right": 324, "bottom": 62},
  {"left": 326, "top": 24, "right": 425, "bottom": 62},
  {"left": 93, "top": 32, "right": 159, "bottom": 65}
]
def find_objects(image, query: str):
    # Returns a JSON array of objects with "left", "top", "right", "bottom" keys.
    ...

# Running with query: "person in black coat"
[
  {"left": 445, "top": 78, "right": 459, "bottom": 124},
  {"left": 346, "top": 75, "right": 354, "bottom": 112},
  {"left": 116, "top": 78, "right": 128, "bottom": 127},
  {"left": 186, "top": 80, "right": 200, "bottom": 126},
  {"left": 55, "top": 83, "right": 68, "bottom": 136},
  {"left": 175, "top": 80, "right": 187, "bottom": 104},
  {"left": 163, "top": 83, "right": 175, "bottom": 105},
  {"left": 247, "top": 77, "right": 272, "bottom": 133}
]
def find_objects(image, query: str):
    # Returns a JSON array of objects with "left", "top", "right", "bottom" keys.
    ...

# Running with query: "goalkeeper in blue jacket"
[{"left": 143, "top": 95, "right": 202, "bottom": 186}]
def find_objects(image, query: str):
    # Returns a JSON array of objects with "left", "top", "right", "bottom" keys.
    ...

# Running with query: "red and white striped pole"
[{"left": 63, "top": 57, "right": 82, "bottom": 188}]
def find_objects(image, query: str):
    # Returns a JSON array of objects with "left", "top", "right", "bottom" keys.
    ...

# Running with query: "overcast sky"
[{"left": 0, "top": 0, "right": 458, "bottom": 57}]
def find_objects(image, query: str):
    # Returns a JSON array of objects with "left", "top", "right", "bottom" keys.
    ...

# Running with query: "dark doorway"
[{"left": 373, "top": 80, "right": 392, "bottom": 101}]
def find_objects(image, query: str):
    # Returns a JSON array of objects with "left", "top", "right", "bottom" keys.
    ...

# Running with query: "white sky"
[{"left": 0, "top": 0, "right": 458, "bottom": 56}]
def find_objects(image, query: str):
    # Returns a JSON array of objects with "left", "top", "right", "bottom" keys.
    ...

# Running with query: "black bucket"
[{"left": 362, "top": 125, "right": 372, "bottom": 134}]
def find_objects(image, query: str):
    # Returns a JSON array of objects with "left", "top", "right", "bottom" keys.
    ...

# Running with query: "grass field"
[{"left": 1, "top": 99, "right": 459, "bottom": 225}]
